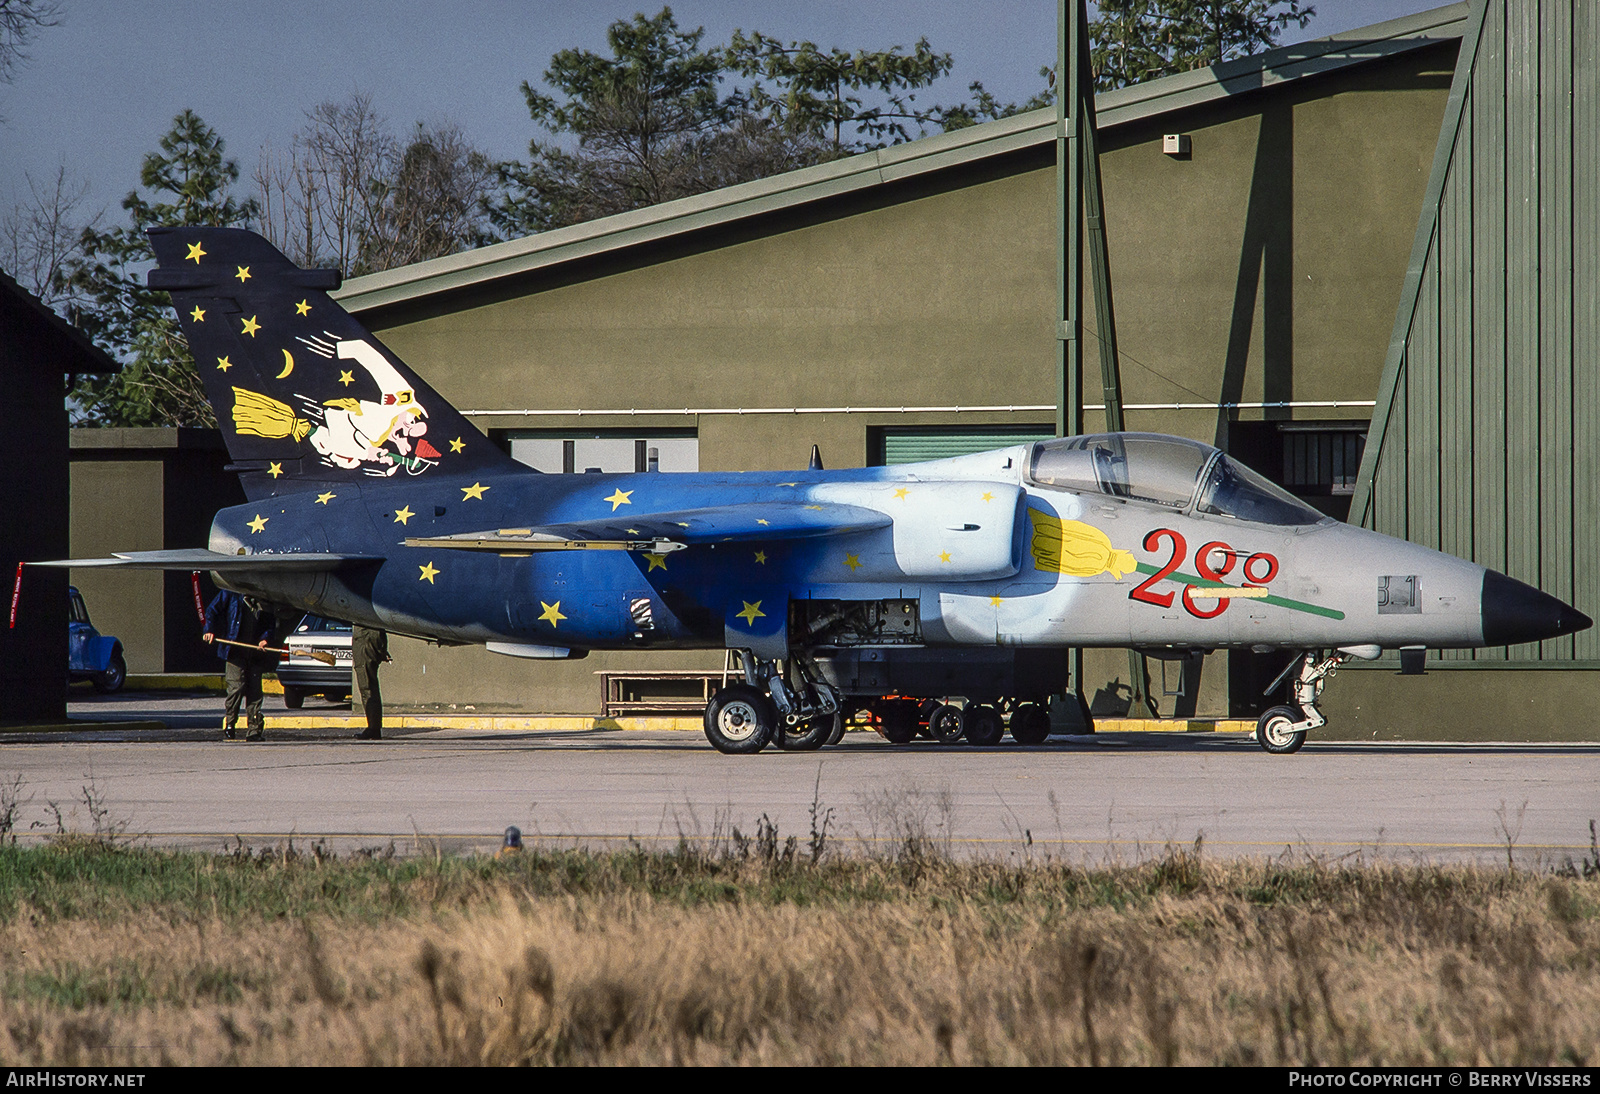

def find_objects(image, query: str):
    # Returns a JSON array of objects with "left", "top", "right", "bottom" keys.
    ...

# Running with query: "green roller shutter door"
[{"left": 879, "top": 426, "right": 1054, "bottom": 465}]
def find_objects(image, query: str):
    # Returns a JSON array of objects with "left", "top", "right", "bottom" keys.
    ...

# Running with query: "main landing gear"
[
  {"left": 701, "top": 650, "right": 1075, "bottom": 755},
  {"left": 1254, "top": 649, "right": 1354, "bottom": 755},
  {"left": 703, "top": 650, "right": 843, "bottom": 755}
]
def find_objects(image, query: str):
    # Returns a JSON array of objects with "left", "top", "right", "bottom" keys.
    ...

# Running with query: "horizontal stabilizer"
[
  {"left": 36, "top": 549, "right": 380, "bottom": 571},
  {"left": 403, "top": 532, "right": 685, "bottom": 555},
  {"left": 404, "top": 502, "right": 891, "bottom": 554}
]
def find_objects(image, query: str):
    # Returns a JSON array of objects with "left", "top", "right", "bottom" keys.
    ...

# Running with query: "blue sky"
[{"left": 1, "top": 1, "right": 1449, "bottom": 226}]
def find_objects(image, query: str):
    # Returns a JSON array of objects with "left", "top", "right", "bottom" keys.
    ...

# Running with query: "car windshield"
[
  {"left": 295, "top": 615, "right": 353, "bottom": 634},
  {"left": 1029, "top": 433, "right": 1215, "bottom": 509},
  {"left": 1195, "top": 454, "right": 1327, "bottom": 526}
]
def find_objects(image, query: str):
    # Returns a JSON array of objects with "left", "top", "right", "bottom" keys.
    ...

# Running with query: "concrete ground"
[{"left": 0, "top": 690, "right": 1590, "bottom": 866}]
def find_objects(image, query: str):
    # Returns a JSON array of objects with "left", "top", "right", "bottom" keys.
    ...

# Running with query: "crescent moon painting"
[{"left": 277, "top": 349, "right": 294, "bottom": 379}]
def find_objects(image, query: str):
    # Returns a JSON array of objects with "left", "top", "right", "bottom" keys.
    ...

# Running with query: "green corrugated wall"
[{"left": 1354, "top": 0, "right": 1600, "bottom": 663}]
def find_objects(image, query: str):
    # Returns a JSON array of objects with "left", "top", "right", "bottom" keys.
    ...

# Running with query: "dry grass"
[{"left": 0, "top": 834, "right": 1597, "bottom": 1065}]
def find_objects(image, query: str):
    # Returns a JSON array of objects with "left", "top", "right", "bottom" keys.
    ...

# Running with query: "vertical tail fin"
[{"left": 148, "top": 226, "right": 513, "bottom": 499}]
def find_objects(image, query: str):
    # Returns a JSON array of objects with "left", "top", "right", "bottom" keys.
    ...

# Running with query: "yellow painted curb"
[
  {"left": 1093, "top": 718, "right": 1255, "bottom": 734},
  {"left": 264, "top": 713, "right": 706, "bottom": 732}
]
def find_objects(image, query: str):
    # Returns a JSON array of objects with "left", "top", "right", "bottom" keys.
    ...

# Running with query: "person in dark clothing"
[
  {"left": 352, "top": 625, "right": 389, "bottom": 739},
  {"left": 203, "top": 590, "right": 276, "bottom": 741}
]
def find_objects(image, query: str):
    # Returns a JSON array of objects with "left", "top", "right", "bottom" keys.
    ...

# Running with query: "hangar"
[{"left": 65, "top": 0, "right": 1598, "bottom": 739}]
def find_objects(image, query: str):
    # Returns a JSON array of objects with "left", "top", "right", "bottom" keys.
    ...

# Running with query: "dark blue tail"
[{"left": 149, "top": 226, "right": 514, "bottom": 499}]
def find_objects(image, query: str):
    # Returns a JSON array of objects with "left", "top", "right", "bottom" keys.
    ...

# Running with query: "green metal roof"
[{"left": 335, "top": 3, "right": 1469, "bottom": 315}]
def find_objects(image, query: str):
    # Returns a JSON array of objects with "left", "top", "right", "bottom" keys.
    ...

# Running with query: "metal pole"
[{"left": 1058, "top": 0, "right": 1088, "bottom": 723}]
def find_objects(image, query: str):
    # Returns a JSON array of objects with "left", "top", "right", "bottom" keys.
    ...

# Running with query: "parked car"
[
  {"left": 279, "top": 614, "right": 353, "bottom": 707},
  {"left": 68, "top": 586, "right": 125, "bottom": 693}
]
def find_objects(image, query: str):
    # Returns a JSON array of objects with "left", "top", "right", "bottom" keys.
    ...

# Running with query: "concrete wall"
[
  {"left": 68, "top": 429, "right": 243, "bottom": 674},
  {"left": 365, "top": 45, "right": 1457, "bottom": 717}
]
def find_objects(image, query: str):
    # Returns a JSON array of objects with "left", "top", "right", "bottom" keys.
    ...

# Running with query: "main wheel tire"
[
  {"left": 1256, "top": 705, "right": 1307, "bottom": 755},
  {"left": 282, "top": 686, "right": 305, "bottom": 710},
  {"left": 1009, "top": 702, "right": 1051, "bottom": 745},
  {"left": 775, "top": 712, "right": 833, "bottom": 751},
  {"left": 928, "top": 702, "right": 965, "bottom": 744},
  {"left": 92, "top": 651, "right": 125, "bottom": 694},
  {"left": 704, "top": 685, "right": 776, "bottom": 754},
  {"left": 825, "top": 710, "right": 849, "bottom": 746},
  {"left": 881, "top": 703, "right": 918, "bottom": 744},
  {"left": 964, "top": 703, "right": 1004, "bottom": 747},
  {"left": 916, "top": 699, "right": 939, "bottom": 739}
]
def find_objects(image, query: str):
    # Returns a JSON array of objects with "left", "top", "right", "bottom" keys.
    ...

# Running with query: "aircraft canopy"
[{"left": 1030, "top": 433, "right": 1325, "bottom": 525}]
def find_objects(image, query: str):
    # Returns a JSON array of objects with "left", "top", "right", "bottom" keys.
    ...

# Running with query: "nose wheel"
[{"left": 1255, "top": 705, "right": 1307, "bottom": 754}]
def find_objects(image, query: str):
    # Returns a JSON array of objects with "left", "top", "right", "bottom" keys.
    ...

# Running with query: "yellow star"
[
  {"left": 189, "top": 305, "right": 205, "bottom": 322},
  {"left": 604, "top": 488, "right": 633, "bottom": 511},
  {"left": 461, "top": 482, "right": 489, "bottom": 501},
  {"left": 449, "top": 437, "right": 465, "bottom": 453},
  {"left": 736, "top": 600, "right": 765, "bottom": 626},
  {"left": 778, "top": 482, "right": 799, "bottom": 487},
  {"left": 844, "top": 554, "right": 861, "bottom": 571},
  {"left": 755, "top": 518, "right": 770, "bottom": 526},
  {"left": 419, "top": 561, "right": 439, "bottom": 584},
  {"left": 646, "top": 553, "right": 668, "bottom": 572},
  {"left": 939, "top": 550, "right": 952, "bottom": 563},
  {"left": 338, "top": 370, "right": 354, "bottom": 386},
  {"left": 315, "top": 492, "right": 336, "bottom": 505},
  {"left": 294, "top": 299, "right": 311, "bottom": 316},
  {"left": 539, "top": 600, "right": 565, "bottom": 626},
  {"left": 981, "top": 491, "right": 995, "bottom": 503},
  {"left": 216, "top": 356, "right": 232, "bottom": 372},
  {"left": 240, "top": 315, "right": 260, "bottom": 337},
  {"left": 892, "top": 487, "right": 910, "bottom": 500},
  {"left": 625, "top": 529, "right": 640, "bottom": 535},
  {"left": 235, "top": 266, "right": 251, "bottom": 282},
  {"left": 393, "top": 506, "right": 414, "bottom": 525},
  {"left": 246, "top": 514, "right": 267, "bottom": 534},
  {"left": 185, "top": 241, "right": 206, "bottom": 263},
  {"left": 989, "top": 595, "right": 1004, "bottom": 607},
  {"left": 753, "top": 550, "right": 768, "bottom": 565},
  {"left": 267, "top": 462, "right": 283, "bottom": 479},
  {"left": 673, "top": 522, "right": 691, "bottom": 528},
  {"left": 804, "top": 505, "right": 823, "bottom": 511}
]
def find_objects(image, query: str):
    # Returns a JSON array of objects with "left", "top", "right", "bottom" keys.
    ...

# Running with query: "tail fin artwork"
[{"left": 148, "top": 227, "right": 514, "bottom": 499}]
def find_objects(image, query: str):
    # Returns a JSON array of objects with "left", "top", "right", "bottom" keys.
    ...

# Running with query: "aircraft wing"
[
  {"left": 36, "top": 549, "right": 381, "bottom": 571},
  {"left": 403, "top": 501, "right": 893, "bottom": 555}
]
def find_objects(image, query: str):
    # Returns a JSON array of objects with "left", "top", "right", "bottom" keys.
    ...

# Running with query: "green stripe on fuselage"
[{"left": 1131, "top": 563, "right": 1346, "bottom": 621}]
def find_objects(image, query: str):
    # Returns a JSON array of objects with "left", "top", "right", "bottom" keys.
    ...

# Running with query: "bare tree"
[
  {"left": 356, "top": 122, "right": 495, "bottom": 274},
  {"left": 0, "top": 163, "right": 101, "bottom": 306},
  {"left": 256, "top": 95, "right": 491, "bottom": 275},
  {"left": 255, "top": 92, "right": 393, "bottom": 272},
  {"left": 0, "top": 0, "right": 61, "bottom": 84}
]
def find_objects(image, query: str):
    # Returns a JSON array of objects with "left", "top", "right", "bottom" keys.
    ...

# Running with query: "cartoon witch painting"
[{"left": 230, "top": 338, "right": 441, "bottom": 476}]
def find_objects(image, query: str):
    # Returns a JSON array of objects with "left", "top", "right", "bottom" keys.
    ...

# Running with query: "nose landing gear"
[{"left": 1255, "top": 649, "right": 1354, "bottom": 755}]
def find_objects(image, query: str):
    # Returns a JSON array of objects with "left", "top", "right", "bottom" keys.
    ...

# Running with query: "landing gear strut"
[
  {"left": 1255, "top": 649, "right": 1352, "bottom": 755},
  {"left": 703, "top": 649, "right": 843, "bottom": 755}
]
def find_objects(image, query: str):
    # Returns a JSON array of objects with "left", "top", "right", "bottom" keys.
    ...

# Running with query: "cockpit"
[{"left": 1028, "top": 433, "right": 1328, "bottom": 526}]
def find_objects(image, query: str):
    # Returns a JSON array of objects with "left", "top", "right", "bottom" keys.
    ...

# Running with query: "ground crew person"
[
  {"left": 352, "top": 625, "right": 389, "bottom": 739},
  {"left": 203, "top": 589, "right": 275, "bottom": 741}
]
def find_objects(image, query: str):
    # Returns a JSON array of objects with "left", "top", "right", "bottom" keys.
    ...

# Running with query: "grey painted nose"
[{"left": 1480, "top": 570, "right": 1592, "bottom": 646}]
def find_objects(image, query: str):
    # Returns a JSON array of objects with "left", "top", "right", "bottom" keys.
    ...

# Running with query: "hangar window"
[
  {"left": 870, "top": 425, "right": 1054, "bottom": 465},
  {"left": 1227, "top": 422, "right": 1367, "bottom": 521},
  {"left": 503, "top": 429, "right": 698, "bottom": 473}
]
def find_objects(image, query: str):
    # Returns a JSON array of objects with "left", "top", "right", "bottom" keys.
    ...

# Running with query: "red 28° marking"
[
  {"left": 1128, "top": 531, "right": 1281, "bottom": 619},
  {"left": 1129, "top": 528, "right": 1185, "bottom": 608}
]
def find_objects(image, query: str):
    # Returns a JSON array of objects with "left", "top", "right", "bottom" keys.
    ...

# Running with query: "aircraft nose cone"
[{"left": 1480, "top": 570, "right": 1593, "bottom": 646}]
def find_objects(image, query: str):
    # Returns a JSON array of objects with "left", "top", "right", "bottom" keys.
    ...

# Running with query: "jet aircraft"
[{"left": 48, "top": 228, "right": 1593, "bottom": 754}]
